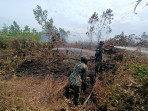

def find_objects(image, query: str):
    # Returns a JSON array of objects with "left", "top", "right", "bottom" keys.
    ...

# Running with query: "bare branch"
[
  {"left": 143, "top": 2, "right": 148, "bottom": 8},
  {"left": 134, "top": 0, "right": 142, "bottom": 14}
]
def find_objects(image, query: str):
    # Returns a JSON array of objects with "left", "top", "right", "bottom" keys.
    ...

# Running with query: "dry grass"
[
  {"left": 0, "top": 39, "right": 148, "bottom": 110},
  {"left": 0, "top": 74, "right": 70, "bottom": 111},
  {"left": 92, "top": 50, "right": 148, "bottom": 110}
]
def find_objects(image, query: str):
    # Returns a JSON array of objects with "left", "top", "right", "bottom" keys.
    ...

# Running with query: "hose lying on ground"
[{"left": 80, "top": 66, "right": 100, "bottom": 110}]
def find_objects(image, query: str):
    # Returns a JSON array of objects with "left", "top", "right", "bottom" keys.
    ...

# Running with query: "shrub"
[
  {"left": 0, "top": 38, "right": 8, "bottom": 49},
  {"left": 134, "top": 65, "right": 148, "bottom": 82}
]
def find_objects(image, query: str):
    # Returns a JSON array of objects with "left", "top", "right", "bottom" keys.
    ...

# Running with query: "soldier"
[
  {"left": 67, "top": 56, "right": 89, "bottom": 106},
  {"left": 95, "top": 41, "right": 104, "bottom": 75}
]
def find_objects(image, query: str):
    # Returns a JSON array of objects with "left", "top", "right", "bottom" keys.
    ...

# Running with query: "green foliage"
[
  {"left": 33, "top": 5, "right": 48, "bottom": 28},
  {"left": 59, "top": 27, "right": 70, "bottom": 40},
  {"left": 33, "top": 5, "right": 56, "bottom": 42},
  {"left": 1, "top": 24, "right": 8, "bottom": 35},
  {"left": 23, "top": 25, "right": 30, "bottom": 35},
  {"left": 0, "top": 21, "right": 41, "bottom": 44},
  {"left": 33, "top": 5, "right": 54, "bottom": 30},
  {"left": 8, "top": 21, "right": 21, "bottom": 36},
  {"left": 134, "top": 65, "right": 148, "bottom": 82},
  {"left": 135, "top": 65, "right": 148, "bottom": 75}
]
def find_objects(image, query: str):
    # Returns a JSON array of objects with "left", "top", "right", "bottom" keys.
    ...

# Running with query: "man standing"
[
  {"left": 95, "top": 41, "right": 104, "bottom": 75},
  {"left": 69, "top": 56, "right": 88, "bottom": 106}
]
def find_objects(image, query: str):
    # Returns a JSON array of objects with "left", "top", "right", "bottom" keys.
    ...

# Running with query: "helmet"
[
  {"left": 99, "top": 41, "right": 104, "bottom": 45},
  {"left": 81, "top": 55, "right": 88, "bottom": 64}
]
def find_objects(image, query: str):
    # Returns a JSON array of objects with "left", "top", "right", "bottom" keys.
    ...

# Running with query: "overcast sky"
[{"left": 0, "top": 0, "right": 147, "bottom": 42}]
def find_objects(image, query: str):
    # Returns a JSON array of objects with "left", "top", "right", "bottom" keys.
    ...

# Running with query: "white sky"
[{"left": 0, "top": 0, "right": 148, "bottom": 42}]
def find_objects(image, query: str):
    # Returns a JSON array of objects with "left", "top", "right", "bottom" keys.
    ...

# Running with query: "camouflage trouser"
[
  {"left": 65, "top": 85, "right": 81, "bottom": 106},
  {"left": 95, "top": 61, "right": 103, "bottom": 75},
  {"left": 73, "top": 86, "right": 81, "bottom": 106}
]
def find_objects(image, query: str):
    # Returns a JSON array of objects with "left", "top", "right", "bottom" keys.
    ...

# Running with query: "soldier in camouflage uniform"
[
  {"left": 95, "top": 41, "right": 104, "bottom": 75},
  {"left": 68, "top": 56, "right": 88, "bottom": 106}
]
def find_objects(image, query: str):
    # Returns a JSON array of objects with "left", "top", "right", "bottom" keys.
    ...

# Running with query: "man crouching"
[{"left": 66, "top": 56, "right": 89, "bottom": 106}]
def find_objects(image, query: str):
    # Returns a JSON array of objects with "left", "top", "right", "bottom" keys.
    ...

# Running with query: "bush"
[
  {"left": 134, "top": 65, "right": 148, "bottom": 82},
  {"left": 0, "top": 39, "right": 8, "bottom": 49},
  {"left": 0, "top": 35, "right": 42, "bottom": 50}
]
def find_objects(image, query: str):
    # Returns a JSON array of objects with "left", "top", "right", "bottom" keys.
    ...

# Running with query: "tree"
[
  {"left": 87, "top": 9, "right": 113, "bottom": 44},
  {"left": 23, "top": 25, "right": 30, "bottom": 35},
  {"left": 33, "top": 5, "right": 69, "bottom": 46},
  {"left": 134, "top": 0, "right": 148, "bottom": 14},
  {"left": 140, "top": 32, "right": 148, "bottom": 46},
  {"left": 59, "top": 28, "right": 70, "bottom": 40},
  {"left": 33, "top": 5, "right": 48, "bottom": 28},
  {"left": 86, "top": 12, "right": 99, "bottom": 48},
  {"left": 13, "top": 21, "right": 20, "bottom": 31},
  {"left": 31, "top": 28, "right": 38, "bottom": 36},
  {"left": 97, "top": 9, "right": 113, "bottom": 42},
  {"left": 33, "top": 5, "right": 58, "bottom": 42},
  {"left": 1, "top": 24, "right": 8, "bottom": 35},
  {"left": 0, "top": 21, "right": 41, "bottom": 42},
  {"left": 128, "top": 34, "right": 136, "bottom": 46},
  {"left": 9, "top": 21, "right": 20, "bottom": 35},
  {"left": 33, "top": 5, "right": 55, "bottom": 32}
]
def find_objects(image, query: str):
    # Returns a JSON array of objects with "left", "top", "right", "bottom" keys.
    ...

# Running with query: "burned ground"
[{"left": 0, "top": 45, "right": 148, "bottom": 111}]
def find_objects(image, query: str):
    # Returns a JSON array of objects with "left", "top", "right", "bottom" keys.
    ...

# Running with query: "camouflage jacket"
[{"left": 69, "top": 62, "right": 88, "bottom": 87}]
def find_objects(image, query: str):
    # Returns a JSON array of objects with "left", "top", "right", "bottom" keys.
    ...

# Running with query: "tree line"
[
  {"left": 106, "top": 32, "right": 148, "bottom": 47},
  {"left": 0, "top": 21, "right": 41, "bottom": 41}
]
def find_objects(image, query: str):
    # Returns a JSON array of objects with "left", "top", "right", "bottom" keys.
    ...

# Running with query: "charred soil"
[{"left": 0, "top": 42, "right": 148, "bottom": 111}]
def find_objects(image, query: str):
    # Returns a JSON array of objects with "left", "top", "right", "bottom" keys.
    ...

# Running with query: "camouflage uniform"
[
  {"left": 95, "top": 43, "right": 104, "bottom": 74},
  {"left": 69, "top": 61, "right": 88, "bottom": 106}
]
